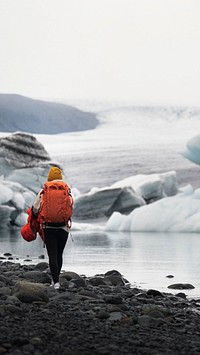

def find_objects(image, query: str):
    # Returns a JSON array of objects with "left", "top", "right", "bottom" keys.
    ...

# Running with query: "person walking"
[{"left": 32, "top": 166, "right": 73, "bottom": 290}]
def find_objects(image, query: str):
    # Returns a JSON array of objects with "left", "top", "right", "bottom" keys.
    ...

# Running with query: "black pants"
[{"left": 44, "top": 228, "right": 68, "bottom": 284}]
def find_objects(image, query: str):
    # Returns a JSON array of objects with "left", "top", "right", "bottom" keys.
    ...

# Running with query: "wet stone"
[
  {"left": 168, "top": 283, "right": 195, "bottom": 290},
  {"left": 0, "top": 261, "right": 199, "bottom": 355}
]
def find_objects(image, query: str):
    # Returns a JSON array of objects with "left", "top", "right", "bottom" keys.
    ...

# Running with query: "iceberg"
[
  {"left": 182, "top": 134, "right": 200, "bottom": 166},
  {"left": 110, "top": 171, "right": 178, "bottom": 202},
  {"left": 0, "top": 179, "right": 36, "bottom": 228},
  {"left": 73, "top": 186, "right": 145, "bottom": 220},
  {"left": 0, "top": 205, "right": 15, "bottom": 227},
  {"left": 0, "top": 132, "right": 62, "bottom": 228},
  {"left": 105, "top": 185, "right": 200, "bottom": 232},
  {"left": 0, "top": 128, "right": 196, "bottom": 232},
  {"left": 73, "top": 171, "right": 177, "bottom": 220},
  {"left": 0, "top": 167, "right": 181, "bottom": 229},
  {"left": 0, "top": 132, "right": 56, "bottom": 193}
]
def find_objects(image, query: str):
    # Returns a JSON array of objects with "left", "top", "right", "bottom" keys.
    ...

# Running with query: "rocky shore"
[{"left": 0, "top": 259, "right": 200, "bottom": 355}]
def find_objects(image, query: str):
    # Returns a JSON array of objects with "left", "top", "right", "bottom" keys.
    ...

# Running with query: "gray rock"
[
  {"left": 0, "top": 281, "right": 6, "bottom": 288},
  {"left": 59, "top": 278, "right": 69, "bottom": 289},
  {"left": 60, "top": 271, "right": 82, "bottom": 281},
  {"left": 2, "top": 260, "right": 200, "bottom": 355},
  {"left": 175, "top": 292, "right": 187, "bottom": 299},
  {"left": 138, "top": 315, "right": 162, "bottom": 328},
  {"left": 4, "top": 304, "right": 24, "bottom": 315},
  {"left": 12, "top": 280, "right": 49, "bottom": 303},
  {"left": 70, "top": 278, "right": 86, "bottom": 288},
  {"left": 147, "top": 289, "right": 164, "bottom": 297},
  {"left": 23, "top": 270, "right": 51, "bottom": 284},
  {"left": 89, "top": 277, "right": 107, "bottom": 286},
  {"left": 147, "top": 310, "right": 165, "bottom": 319},
  {"left": 0, "top": 287, "right": 11, "bottom": 296},
  {"left": 95, "top": 310, "right": 110, "bottom": 319},
  {"left": 5, "top": 296, "right": 21, "bottom": 305},
  {"left": 78, "top": 289, "right": 100, "bottom": 299},
  {"left": 29, "top": 337, "right": 43, "bottom": 346},
  {"left": 105, "top": 270, "right": 122, "bottom": 276},
  {"left": 103, "top": 295, "right": 123, "bottom": 304},
  {"left": 168, "top": 283, "right": 195, "bottom": 290},
  {"left": 109, "top": 311, "right": 124, "bottom": 321},
  {"left": 34, "top": 262, "right": 49, "bottom": 271},
  {"left": 51, "top": 292, "right": 75, "bottom": 302},
  {"left": 142, "top": 304, "right": 171, "bottom": 317},
  {"left": 104, "top": 275, "right": 126, "bottom": 286}
]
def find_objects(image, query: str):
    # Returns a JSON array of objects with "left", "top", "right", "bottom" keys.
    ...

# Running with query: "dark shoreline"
[{"left": 1, "top": 260, "right": 200, "bottom": 354}]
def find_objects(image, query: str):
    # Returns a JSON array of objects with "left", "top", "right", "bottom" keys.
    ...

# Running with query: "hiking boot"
[{"left": 54, "top": 282, "right": 60, "bottom": 290}]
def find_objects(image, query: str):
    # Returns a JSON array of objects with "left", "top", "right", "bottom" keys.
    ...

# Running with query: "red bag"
[
  {"left": 21, "top": 208, "right": 41, "bottom": 242},
  {"left": 21, "top": 223, "right": 37, "bottom": 242}
]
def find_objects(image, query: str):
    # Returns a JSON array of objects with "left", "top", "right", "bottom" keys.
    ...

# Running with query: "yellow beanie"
[{"left": 47, "top": 167, "right": 63, "bottom": 181}]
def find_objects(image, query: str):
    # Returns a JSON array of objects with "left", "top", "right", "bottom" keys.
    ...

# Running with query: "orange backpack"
[{"left": 39, "top": 181, "right": 73, "bottom": 227}]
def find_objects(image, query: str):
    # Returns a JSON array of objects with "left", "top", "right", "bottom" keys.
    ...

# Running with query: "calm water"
[{"left": 1, "top": 228, "right": 200, "bottom": 298}]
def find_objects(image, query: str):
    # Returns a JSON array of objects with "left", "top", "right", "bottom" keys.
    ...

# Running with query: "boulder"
[
  {"left": 23, "top": 271, "right": 51, "bottom": 284},
  {"left": 168, "top": 283, "right": 195, "bottom": 290},
  {"left": 60, "top": 271, "right": 82, "bottom": 281},
  {"left": 12, "top": 281, "right": 49, "bottom": 303}
]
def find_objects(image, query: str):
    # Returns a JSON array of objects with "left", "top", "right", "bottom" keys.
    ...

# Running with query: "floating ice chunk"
[
  {"left": 111, "top": 171, "right": 178, "bottom": 201},
  {"left": 179, "top": 184, "right": 194, "bottom": 194},
  {"left": 105, "top": 187, "right": 200, "bottom": 232},
  {"left": 0, "top": 205, "right": 15, "bottom": 227},
  {"left": 14, "top": 212, "right": 27, "bottom": 226},
  {"left": 0, "top": 183, "right": 13, "bottom": 204},
  {"left": 11, "top": 192, "right": 25, "bottom": 210},
  {"left": 22, "top": 190, "right": 36, "bottom": 209},
  {"left": 182, "top": 134, "right": 200, "bottom": 165},
  {"left": 73, "top": 186, "right": 145, "bottom": 220}
]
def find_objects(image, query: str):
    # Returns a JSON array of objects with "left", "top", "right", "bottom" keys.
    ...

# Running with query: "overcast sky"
[{"left": 0, "top": 0, "right": 200, "bottom": 105}]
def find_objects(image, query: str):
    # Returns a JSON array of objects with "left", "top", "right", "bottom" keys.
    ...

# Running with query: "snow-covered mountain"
[{"left": 0, "top": 94, "right": 98, "bottom": 134}]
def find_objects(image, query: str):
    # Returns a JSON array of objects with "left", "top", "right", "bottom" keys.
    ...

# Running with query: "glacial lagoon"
[{"left": 1, "top": 228, "right": 200, "bottom": 298}]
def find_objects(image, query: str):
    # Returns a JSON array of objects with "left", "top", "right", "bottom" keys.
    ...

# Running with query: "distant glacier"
[{"left": 0, "top": 94, "right": 98, "bottom": 134}]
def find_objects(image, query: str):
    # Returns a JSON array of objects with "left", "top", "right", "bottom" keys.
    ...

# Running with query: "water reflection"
[
  {"left": 0, "top": 228, "right": 44, "bottom": 259},
  {"left": 1, "top": 229, "right": 200, "bottom": 297}
]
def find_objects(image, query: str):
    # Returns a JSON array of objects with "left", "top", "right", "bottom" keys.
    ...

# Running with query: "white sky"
[{"left": 0, "top": 0, "right": 200, "bottom": 105}]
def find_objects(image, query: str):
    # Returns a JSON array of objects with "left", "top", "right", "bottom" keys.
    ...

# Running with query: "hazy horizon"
[
  {"left": 1, "top": 93, "right": 200, "bottom": 110},
  {"left": 0, "top": 0, "right": 200, "bottom": 107}
]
